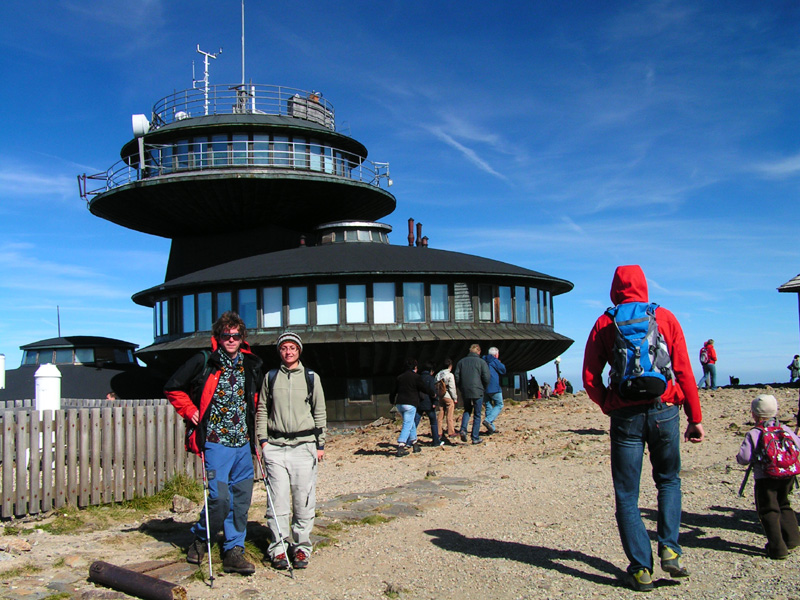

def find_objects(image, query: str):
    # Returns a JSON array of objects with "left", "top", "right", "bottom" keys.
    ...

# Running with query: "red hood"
[{"left": 610, "top": 265, "right": 649, "bottom": 305}]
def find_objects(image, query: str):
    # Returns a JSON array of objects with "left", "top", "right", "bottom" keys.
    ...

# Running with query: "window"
[
  {"left": 273, "top": 135, "right": 290, "bottom": 166},
  {"left": 23, "top": 351, "right": 38, "bottom": 365},
  {"left": 293, "top": 140, "right": 308, "bottom": 169},
  {"left": 454, "top": 283, "right": 473, "bottom": 322},
  {"left": 374, "top": 283, "right": 395, "bottom": 324},
  {"left": 182, "top": 294, "right": 195, "bottom": 333},
  {"left": 478, "top": 285, "right": 493, "bottom": 322},
  {"left": 114, "top": 349, "right": 134, "bottom": 364},
  {"left": 514, "top": 374, "right": 522, "bottom": 395},
  {"left": 529, "top": 288, "right": 539, "bottom": 324},
  {"left": 543, "top": 290, "right": 552, "bottom": 326},
  {"left": 316, "top": 284, "right": 339, "bottom": 325},
  {"left": 176, "top": 139, "right": 189, "bottom": 169},
  {"left": 288, "top": 286, "right": 308, "bottom": 325},
  {"left": 499, "top": 286, "right": 512, "bottom": 322},
  {"left": 198, "top": 292, "right": 212, "bottom": 331},
  {"left": 160, "top": 300, "right": 170, "bottom": 335},
  {"left": 232, "top": 134, "right": 248, "bottom": 165},
  {"left": 211, "top": 134, "right": 228, "bottom": 166},
  {"left": 357, "top": 230, "right": 370, "bottom": 242},
  {"left": 55, "top": 349, "right": 72, "bottom": 364},
  {"left": 239, "top": 288, "right": 257, "bottom": 329},
  {"left": 253, "top": 134, "right": 270, "bottom": 165},
  {"left": 431, "top": 284, "right": 449, "bottom": 321},
  {"left": 403, "top": 282, "right": 425, "bottom": 323},
  {"left": 515, "top": 286, "right": 527, "bottom": 323},
  {"left": 345, "top": 378, "right": 373, "bottom": 405},
  {"left": 262, "top": 287, "right": 283, "bottom": 327},
  {"left": 216, "top": 292, "right": 231, "bottom": 318},
  {"left": 538, "top": 289, "right": 547, "bottom": 325},
  {"left": 192, "top": 137, "right": 209, "bottom": 168},
  {"left": 346, "top": 285, "right": 367, "bottom": 323},
  {"left": 75, "top": 348, "right": 94, "bottom": 364}
]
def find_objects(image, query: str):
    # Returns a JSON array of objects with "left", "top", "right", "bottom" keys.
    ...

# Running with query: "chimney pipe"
[
  {"left": 421, "top": 236, "right": 429, "bottom": 248},
  {"left": 407, "top": 218, "right": 415, "bottom": 247},
  {"left": 416, "top": 222, "right": 422, "bottom": 247}
]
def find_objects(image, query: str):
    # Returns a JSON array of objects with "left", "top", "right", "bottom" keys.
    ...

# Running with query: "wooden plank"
[
  {"left": 145, "top": 406, "right": 156, "bottom": 496},
  {"left": 90, "top": 409, "right": 101, "bottom": 505},
  {"left": 15, "top": 411, "right": 29, "bottom": 517},
  {"left": 1, "top": 412, "right": 14, "bottom": 518},
  {"left": 135, "top": 407, "right": 145, "bottom": 498},
  {"left": 41, "top": 411, "right": 54, "bottom": 513},
  {"left": 155, "top": 405, "right": 165, "bottom": 491},
  {"left": 165, "top": 408, "right": 175, "bottom": 483},
  {"left": 100, "top": 408, "right": 112, "bottom": 504},
  {"left": 28, "top": 412, "right": 40, "bottom": 515},
  {"left": 79, "top": 409, "right": 90, "bottom": 507},
  {"left": 66, "top": 410, "right": 79, "bottom": 507},
  {"left": 113, "top": 407, "right": 123, "bottom": 502},
  {"left": 54, "top": 410, "right": 66, "bottom": 510},
  {"left": 124, "top": 406, "right": 134, "bottom": 501}
]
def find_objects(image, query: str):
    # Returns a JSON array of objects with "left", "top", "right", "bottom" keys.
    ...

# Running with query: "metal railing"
[
  {"left": 78, "top": 141, "right": 392, "bottom": 201},
  {"left": 151, "top": 84, "right": 335, "bottom": 130}
]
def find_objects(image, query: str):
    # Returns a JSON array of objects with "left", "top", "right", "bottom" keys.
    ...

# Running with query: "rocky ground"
[{"left": 2, "top": 384, "right": 800, "bottom": 600}]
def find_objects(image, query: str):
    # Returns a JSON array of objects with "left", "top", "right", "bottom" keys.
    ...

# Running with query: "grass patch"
[
  {"left": 3, "top": 526, "right": 20, "bottom": 535},
  {"left": 42, "top": 593, "right": 72, "bottom": 600},
  {"left": 0, "top": 563, "right": 43, "bottom": 579},
  {"left": 52, "top": 557, "right": 65, "bottom": 568},
  {"left": 360, "top": 515, "right": 392, "bottom": 525},
  {"left": 383, "top": 581, "right": 405, "bottom": 598}
]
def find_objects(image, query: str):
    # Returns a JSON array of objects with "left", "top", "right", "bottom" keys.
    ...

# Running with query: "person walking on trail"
[
  {"left": 417, "top": 361, "right": 443, "bottom": 447},
  {"left": 455, "top": 343, "right": 491, "bottom": 445},
  {"left": 390, "top": 357, "right": 428, "bottom": 456},
  {"left": 256, "top": 332, "right": 326, "bottom": 571},
  {"left": 736, "top": 394, "right": 800, "bottom": 560},
  {"left": 436, "top": 358, "right": 458, "bottom": 443},
  {"left": 482, "top": 347, "right": 506, "bottom": 434},
  {"left": 582, "top": 265, "right": 704, "bottom": 592},
  {"left": 164, "top": 311, "right": 263, "bottom": 576},
  {"left": 788, "top": 355, "right": 800, "bottom": 383},
  {"left": 698, "top": 339, "right": 718, "bottom": 390}
]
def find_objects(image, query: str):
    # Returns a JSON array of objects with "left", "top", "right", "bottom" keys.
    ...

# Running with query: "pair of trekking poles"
[{"left": 198, "top": 447, "right": 295, "bottom": 587}]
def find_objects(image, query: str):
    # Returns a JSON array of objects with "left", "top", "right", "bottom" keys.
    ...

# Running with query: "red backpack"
[{"left": 756, "top": 420, "right": 800, "bottom": 479}]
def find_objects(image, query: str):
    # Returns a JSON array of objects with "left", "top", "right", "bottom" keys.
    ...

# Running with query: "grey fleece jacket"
[{"left": 256, "top": 361, "right": 327, "bottom": 449}]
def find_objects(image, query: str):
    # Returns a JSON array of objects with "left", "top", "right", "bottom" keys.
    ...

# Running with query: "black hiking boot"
[
  {"left": 222, "top": 546, "right": 255, "bottom": 575},
  {"left": 186, "top": 538, "right": 206, "bottom": 565}
]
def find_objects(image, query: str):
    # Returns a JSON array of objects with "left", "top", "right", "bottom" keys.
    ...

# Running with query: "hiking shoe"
[
  {"left": 292, "top": 549, "right": 309, "bottom": 569},
  {"left": 186, "top": 538, "right": 206, "bottom": 565},
  {"left": 627, "top": 568, "right": 654, "bottom": 592},
  {"left": 460, "top": 432, "right": 468, "bottom": 442},
  {"left": 222, "top": 546, "right": 255, "bottom": 575},
  {"left": 660, "top": 547, "right": 690, "bottom": 577},
  {"left": 412, "top": 442, "right": 421, "bottom": 453},
  {"left": 472, "top": 438, "right": 483, "bottom": 445},
  {"left": 397, "top": 445, "right": 409, "bottom": 457},
  {"left": 765, "top": 543, "right": 789, "bottom": 560},
  {"left": 482, "top": 419, "right": 495, "bottom": 434},
  {"left": 271, "top": 552, "right": 290, "bottom": 570},
  {"left": 437, "top": 441, "right": 445, "bottom": 447}
]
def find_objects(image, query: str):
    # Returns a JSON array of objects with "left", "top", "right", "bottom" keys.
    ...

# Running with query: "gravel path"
[{"left": 3, "top": 385, "right": 800, "bottom": 599}]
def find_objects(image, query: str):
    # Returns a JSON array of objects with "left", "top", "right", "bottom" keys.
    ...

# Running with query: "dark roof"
[
  {"left": 133, "top": 243, "right": 574, "bottom": 305},
  {"left": 21, "top": 336, "right": 138, "bottom": 350},
  {"left": 778, "top": 274, "right": 800, "bottom": 293}
]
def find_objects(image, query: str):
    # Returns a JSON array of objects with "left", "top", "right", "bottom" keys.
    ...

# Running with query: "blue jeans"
[
  {"left": 459, "top": 397, "right": 484, "bottom": 442},
  {"left": 609, "top": 402, "right": 682, "bottom": 574},
  {"left": 484, "top": 392, "right": 503, "bottom": 425},
  {"left": 415, "top": 408, "right": 441, "bottom": 445},
  {"left": 194, "top": 442, "right": 255, "bottom": 551},
  {"left": 700, "top": 363, "right": 717, "bottom": 389},
  {"left": 396, "top": 404, "right": 418, "bottom": 445}
]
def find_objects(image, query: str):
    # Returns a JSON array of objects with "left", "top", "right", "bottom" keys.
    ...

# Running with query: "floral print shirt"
[{"left": 206, "top": 352, "right": 249, "bottom": 447}]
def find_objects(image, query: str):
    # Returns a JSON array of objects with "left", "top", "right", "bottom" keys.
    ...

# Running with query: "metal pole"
[
  {"left": 199, "top": 453, "right": 215, "bottom": 587},
  {"left": 255, "top": 446, "right": 294, "bottom": 579}
]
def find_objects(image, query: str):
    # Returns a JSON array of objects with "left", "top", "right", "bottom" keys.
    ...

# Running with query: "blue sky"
[{"left": 1, "top": 1, "right": 799, "bottom": 388}]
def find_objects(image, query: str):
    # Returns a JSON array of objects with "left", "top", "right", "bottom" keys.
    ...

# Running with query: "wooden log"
[{"left": 88, "top": 561, "right": 187, "bottom": 600}]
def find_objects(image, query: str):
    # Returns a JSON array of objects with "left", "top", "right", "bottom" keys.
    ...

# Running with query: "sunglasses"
[{"left": 220, "top": 333, "right": 242, "bottom": 341}]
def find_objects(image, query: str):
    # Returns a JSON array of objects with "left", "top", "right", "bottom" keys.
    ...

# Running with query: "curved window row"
[
  {"left": 22, "top": 347, "right": 136, "bottom": 367},
  {"left": 154, "top": 281, "right": 554, "bottom": 338}
]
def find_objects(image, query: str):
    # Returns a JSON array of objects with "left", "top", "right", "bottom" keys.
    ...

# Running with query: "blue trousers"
[
  {"left": 459, "top": 397, "right": 484, "bottom": 442},
  {"left": 194, "top": 442, "right": 254, "bottom": 551}
]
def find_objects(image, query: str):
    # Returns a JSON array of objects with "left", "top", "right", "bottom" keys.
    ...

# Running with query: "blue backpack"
[{"left": 606, "top": 302, "right": 674, "bottom": 400}]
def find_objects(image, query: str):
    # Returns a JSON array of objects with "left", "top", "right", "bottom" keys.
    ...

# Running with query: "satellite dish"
[
  {"left": 175, "top": 111, "right": 189, "bottom": 121},
  {"left": 132, "top": 114, "right": 150, "bottom": 137}
]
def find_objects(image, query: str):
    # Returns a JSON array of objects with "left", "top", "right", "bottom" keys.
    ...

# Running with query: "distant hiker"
[
  {"left": 256, "top": 331, "right": 326, "bottom": 570},
  {"left": 455, "top": 344, "right": 490, "bottom": 445},
  {"left": 788, "top": 355, "right": 800, "bottom": 383},
  {"left": 164, "top": 311, "right": 263, "bottom": 575},
  {"left": 698, "top": 339, "right": 718, "bottom": 390},
  {"left": 541, "top": 382, "right": 551, "bottom": 399},
  {"left": 553, "top": 377, "right": 566, "bottom": 396},
  {"left": 564, "top": 379, "right": 574, "bottom": 394},
  {"left": 528, "top": 375, "right": 540, "bottom": 399},
  {"left": 736, "top": 394, "right": 800, "bottom": 559},
  {"left": 482, "top": 347, "right": 506, "bottom": 434},
  {"left": 417, "top": 361, "right": 442, "bottom": 447},
  {"left": 583, "top": 265, "right": 704, "bottom": 592},
  {"left": 435, "top": 358, "right": 458, "bottom": 443},
  {"left": 390, "top": 357, "right": 427, "bottom": 456}
]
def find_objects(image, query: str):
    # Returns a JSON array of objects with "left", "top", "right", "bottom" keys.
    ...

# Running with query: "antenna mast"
[
  {"left": 57, "top": 305, "right": 61, "bottom": 337},
  {"left": 241, "top": 0, "right": 246, "bottom": 85},
  {"left": 195, "top": 45, "right": 222, "bottom": 116}
]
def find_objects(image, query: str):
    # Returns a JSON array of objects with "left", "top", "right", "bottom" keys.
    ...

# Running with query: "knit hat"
[
  {"left": 276, "top": 331, "right": 303, "bottom": 353},
  {"left": 751, "top": 394, "right": 778, "bottom": 419}
]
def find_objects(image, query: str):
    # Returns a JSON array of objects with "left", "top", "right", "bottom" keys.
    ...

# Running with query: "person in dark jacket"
[
  {"left": 455, "top": 344, "right": 491, "bottom": 445},
  {"left": 416, "top": 361, "right": 442, "bottom": 447},
  {"left": 583, "top": 265, "right": 704, "bottom": 591},
  {"left": 390, "top": 358, "right": 428, "bottom": 456},
  {"left": 164, "top": 311, "right": 264, "bottom": 575}
]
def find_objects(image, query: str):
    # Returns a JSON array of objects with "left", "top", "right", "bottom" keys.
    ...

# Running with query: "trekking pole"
[
  {"left": 199, "top": 453, "right": 215, "bottom": 588},
  {"left": 255, "top": 446, "right": 294, "bottom": 579},
  {"left": 738, "top": 463, "right": 753, "bottom": 497}
]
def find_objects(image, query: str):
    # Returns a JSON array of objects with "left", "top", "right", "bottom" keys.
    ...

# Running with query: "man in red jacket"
[{"left": 583, "top": 265, "right": 704, "bottom": 592}]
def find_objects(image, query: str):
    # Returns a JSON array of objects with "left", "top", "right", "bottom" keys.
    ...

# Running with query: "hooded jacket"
[
  {"left": 483, "top": 354, "right": 506, "bottom": 394},
  {"left": 164, "top": 337, "right": 264, "bottom": 454},
  {"left": 582, "top": 265, "right": 702, "bottom": 424},
  {"left": 702, "top": 341, "right": 717, "bottom": 365}
]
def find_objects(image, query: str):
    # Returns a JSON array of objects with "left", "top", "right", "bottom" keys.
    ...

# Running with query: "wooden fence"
[{"left": 0, "top": 404, "right": 202, "bottom": 519}]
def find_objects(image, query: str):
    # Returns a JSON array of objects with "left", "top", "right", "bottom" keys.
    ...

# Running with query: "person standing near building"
[
  {"left": 417, "top": 361, "right": 442, "bottom": 447},
  {"left": 699, "top": 339, "right": 718, "bottom": 390},
  {"left": 583, "top": 265, "right": 704, "bottom": 592},
  {"left": 787, "top": 355, "right": 800, "bottom": 383},
  {"left": 482, "top": 347, "right": 506, "bottom": 434},
  {"left": 436, "top": 358, "right": 458, "bottom": 443},
  {"left": 390, "top": 358, "right": 427, "bottom": 456},
  {"left": 455, "top": 344, "right": 490, "bottom": 445},
  {"left": 256, "top": 332, "right": 326, "bottom": 571},
  {"left": 164, "top": 311, "right": 263, "bottom": 576}
]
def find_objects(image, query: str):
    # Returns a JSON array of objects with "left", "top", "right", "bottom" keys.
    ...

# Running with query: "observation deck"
[{"left": 79, "top": 84, "right": 396, "bottom": 238}]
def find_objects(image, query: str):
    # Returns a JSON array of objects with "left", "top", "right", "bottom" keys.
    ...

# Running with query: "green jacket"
[{"left": 256, "top": 361, "right": 327, "bottom": 449}]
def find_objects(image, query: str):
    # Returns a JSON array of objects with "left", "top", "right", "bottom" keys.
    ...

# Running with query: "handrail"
[
  {"left": 151, "top": 84, "right": 335, "bottom": 130},
  {"left": 78, "top": 140, "right": 391, "bottom": 200}
]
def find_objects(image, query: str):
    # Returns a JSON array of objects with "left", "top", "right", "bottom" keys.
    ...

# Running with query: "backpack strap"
[{"left": 267, "top": 367, "right": 314, "bottom": 410}]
